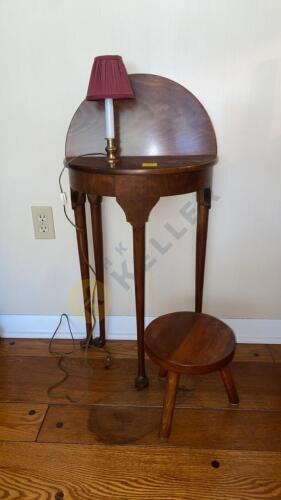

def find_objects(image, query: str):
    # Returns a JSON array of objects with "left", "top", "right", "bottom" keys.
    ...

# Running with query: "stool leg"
[
  {"left": 220, "top": 366, "right": 239, "bottom": 405},
  {"left": 160, "top": 371, "right": 180, "bottom": 439},
  {"left": 159, "top": 366, "right": 168, "bottom": 379}
]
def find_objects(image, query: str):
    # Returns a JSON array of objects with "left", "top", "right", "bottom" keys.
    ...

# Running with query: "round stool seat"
[{"left": 144, "top": 311, "right": 236, "bottom": 375}]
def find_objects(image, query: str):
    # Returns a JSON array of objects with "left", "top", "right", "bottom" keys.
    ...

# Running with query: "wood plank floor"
[{"left": 0, "top": 338, "right": 280, "bottom": 499}]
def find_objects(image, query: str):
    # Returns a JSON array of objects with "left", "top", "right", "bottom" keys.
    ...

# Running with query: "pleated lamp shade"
[{"left": 86, "top": 55, "right": 134, "bottom": 100}]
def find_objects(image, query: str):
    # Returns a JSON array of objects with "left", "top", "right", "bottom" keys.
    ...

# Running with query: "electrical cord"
[{"left": 47, "top": 153, "right": 112, "bottom": 402}]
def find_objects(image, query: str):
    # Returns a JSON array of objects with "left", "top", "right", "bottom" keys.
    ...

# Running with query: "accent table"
[{"left": 65, "top": 74, "right": 217, "bottom": 389}]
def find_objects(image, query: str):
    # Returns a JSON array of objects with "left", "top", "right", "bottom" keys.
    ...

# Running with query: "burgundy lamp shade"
[{"left": 86, "top": 55, "right": 134, "bottom": 100}]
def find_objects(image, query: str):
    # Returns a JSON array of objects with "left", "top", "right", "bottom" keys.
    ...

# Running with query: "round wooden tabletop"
[{"left": 144, "top": 312, "right": 236, "bottom": 374}]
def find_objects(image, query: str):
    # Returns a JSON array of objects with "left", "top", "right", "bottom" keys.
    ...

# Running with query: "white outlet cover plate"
[{"left": 31, "top": 206, "right": 55, "bottom": 239}]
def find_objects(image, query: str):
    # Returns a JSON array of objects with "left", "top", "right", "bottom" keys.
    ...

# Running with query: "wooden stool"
[{"left": 144, "top": 312, "right": 239, "bottom": 439}]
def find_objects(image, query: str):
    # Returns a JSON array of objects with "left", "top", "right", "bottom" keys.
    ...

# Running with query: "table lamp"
[{"left": 86, "top": 55, "right": 134, "bottom": 166}]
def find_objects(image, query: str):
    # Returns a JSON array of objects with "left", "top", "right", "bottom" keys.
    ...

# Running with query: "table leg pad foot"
[
  {"left": 92, "top": 336, "right": 106, "bottom": 348},
  {"left": 80, "top": 337, "right": 105, "bottom": 349},
  {"left": 135, "top": 375, "right": 149, "bottom": 390}
]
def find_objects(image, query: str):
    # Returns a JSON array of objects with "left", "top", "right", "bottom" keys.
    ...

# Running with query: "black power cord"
[{"left": 47, "top": 153, "right": 112, "bottom": 402}]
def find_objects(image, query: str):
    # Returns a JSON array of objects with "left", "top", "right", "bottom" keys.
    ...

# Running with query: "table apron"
[{"left": 68, "top": 166, "right": 213, "bottom": 198}]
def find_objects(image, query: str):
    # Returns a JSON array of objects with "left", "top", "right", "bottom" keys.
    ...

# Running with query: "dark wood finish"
[
  {"left": 196, "top": 188, "right": 211, "bottom": 313},
  {"left": 67, "top": 157, "right": 213, "bottom": 196},
  {"left": 67, "top": 155, "right": 215, "bottom": 176},
  {"left": 159, "top": 366, "right": 168, "bottom": 379},
  {"left": 71, "top": 190, "right": 92, "bottom": 342},
  {"left": 65, "top": 74, "right": 217, "bottom": 385},
  {"left": 66, "top": 74, "right": 217, "bottom": 158},
  {"left": 115, "top": 174, "right": 160, "bottom": 228},
  {"left": 145, "top": 312, "right": 239, "bottom": 438},
  {"left": 88, "top": 195, "right": 105, "bottom": 347},
  {"left": 220, "top": 366, "right": 240, "bottom": 404},
  {"left": 133, "top": 226, "right": 148, "bottom": 389},
  {"left": 145, "top": 312, "right": 236, "bottom": 374}
]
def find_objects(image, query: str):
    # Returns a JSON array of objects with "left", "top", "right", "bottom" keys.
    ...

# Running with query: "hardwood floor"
[{"left": 0, "top": 339, "right": 280, "bottom": 499}]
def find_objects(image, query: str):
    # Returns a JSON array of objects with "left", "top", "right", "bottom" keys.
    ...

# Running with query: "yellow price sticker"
[{"left": 142, "top": 162, "right": 158, "bottom": 168}]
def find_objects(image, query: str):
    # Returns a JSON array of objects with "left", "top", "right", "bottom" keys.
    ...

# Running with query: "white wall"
[{"left": 0, "top": 0, "right": 281, "bottom": 320}]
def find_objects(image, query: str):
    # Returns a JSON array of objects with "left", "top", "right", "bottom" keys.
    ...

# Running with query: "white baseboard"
[{"left": 0, "top": 314, "right": 281, "bottom": 344}]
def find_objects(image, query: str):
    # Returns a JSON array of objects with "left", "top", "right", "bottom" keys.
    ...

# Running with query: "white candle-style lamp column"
[
  {"left": 86, "top": 55, "right": 135, "bottom": 166},
  {"left": 104, "top": 98, "right": 116, "bottom": 165}
]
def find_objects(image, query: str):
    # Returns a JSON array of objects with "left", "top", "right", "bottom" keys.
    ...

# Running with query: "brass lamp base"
[{"left": 105, "top": 138, "right": 118, "bottom": 167}]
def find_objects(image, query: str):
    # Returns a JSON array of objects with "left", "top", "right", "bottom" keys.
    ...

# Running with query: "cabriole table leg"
[
  {"left": 71, "top": 189, "right": 93, "bottom": 345},
  {"left": 133, "top": 225, "right": 149, "bottom": 390},
  {"left": 195, "top": 187, "right": 211, "bottom": 313},
  {"left": 88, "top": 195, "right": 106, "bottom": 347}
]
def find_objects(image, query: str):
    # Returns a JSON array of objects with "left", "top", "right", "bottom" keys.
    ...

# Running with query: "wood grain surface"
[
  {"left": 144, "top": 311, "right": 236, "bottom": 373},
  {"left": 66, "top": 74, "right": 217, "bottom": 159},
  {"left": 0, "top": 339, "right": 273, "bottom": 362},
  {"left": 268, "top": 345, "right": 281, "bottom": 363},
  {"left": 0, "top": 339, "right": 139, "bottom": 358},
  {"left": 0, "top": 340, "right": 281, "bottom": 499},
  {"left": 1, "top": 356, "right": 281, "bottom": 409},
  {"left": 38, "top": 404, "right": 281, "bottom": 451},
  {"left": 234, "top": 343, "right": 273, "bottom": 362},
  {"left": 0, "top": 403, "right": 47, "bottom": 441},
  {"left": 1, "top": 442, "right": 281, "bottom": 499}
]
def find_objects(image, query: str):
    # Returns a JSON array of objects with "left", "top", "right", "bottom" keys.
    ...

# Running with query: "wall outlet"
[{"left": 31, "top": 206, "right": 55, "bottom": 239}]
